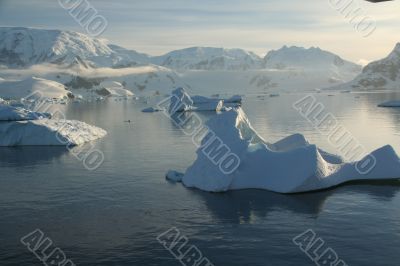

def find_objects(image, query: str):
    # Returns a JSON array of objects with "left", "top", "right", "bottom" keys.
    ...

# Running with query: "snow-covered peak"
[
  {"left": 0, "top": 27, "right": 149, "bottom": 68},
  {"left": 264, "top": 45, "right": 361, "bottom": 73},
  {"left": 337, "top": 42, "right": 400, "bottom": 90},
  {"left": 152, "top": 47, "right": 263, "bottom": 70}
]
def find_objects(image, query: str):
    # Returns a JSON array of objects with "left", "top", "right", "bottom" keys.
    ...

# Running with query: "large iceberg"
[
  {"left": 173, "top": 108, "right": 400, "bottom": 193},
  {"left": 0, "top": 104, "right": 106, "bottom": 146},
  {"left": 0, "top": 104, "right": 51, "bottom": 121}
]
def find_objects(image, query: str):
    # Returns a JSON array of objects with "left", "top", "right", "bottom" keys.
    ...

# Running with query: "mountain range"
[
  {"left": 0, "top": 27, "right": 360, "bottom": 73},
  {"left": 1, "top": 26, "right": 396, "bottom": 98}
]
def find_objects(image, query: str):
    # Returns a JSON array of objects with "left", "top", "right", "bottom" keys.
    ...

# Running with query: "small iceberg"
[
  {"left": 170, "top": 108, "right": 400, "bottom": 194},
  {"left": 378, "top": 100, "right": 400, "bottom": 108},
  {"left": 166, "top": 170, "right": 184, "bottom": 182},
  {"left": 0, "top": 104, "right": 106, "bottom": 146}
]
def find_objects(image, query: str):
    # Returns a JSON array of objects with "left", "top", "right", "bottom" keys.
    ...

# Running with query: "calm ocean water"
[{"left": 1, "top": 91, "right": 400, "bottom": 265}]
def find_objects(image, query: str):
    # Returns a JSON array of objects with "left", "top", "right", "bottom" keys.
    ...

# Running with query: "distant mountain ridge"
[
  {"left": 263, "top": 46, "right": 361, "bottom": 75},
  {"left": 0, "top": 27, "right": 150, "bottom": 68},
  {"left": 0, "top": 27, "right": 361, "bottom": 73},
  {"left": 151, "top": 47, "right": 263, "bottom": 70}
]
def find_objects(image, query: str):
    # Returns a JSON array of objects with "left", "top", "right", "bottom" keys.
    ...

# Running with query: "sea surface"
[{"left": 1, "top": 91, "right": 400, "bottom": 265}]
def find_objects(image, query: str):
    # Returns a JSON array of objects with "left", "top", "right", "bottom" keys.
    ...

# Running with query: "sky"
[{"left": 0, "top": 0, "right": 399, "bottom": 64}]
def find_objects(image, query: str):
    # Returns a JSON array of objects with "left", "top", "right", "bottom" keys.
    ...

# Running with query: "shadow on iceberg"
[{"left": 169, "top": 108, "right": 400, "bottom": 194}]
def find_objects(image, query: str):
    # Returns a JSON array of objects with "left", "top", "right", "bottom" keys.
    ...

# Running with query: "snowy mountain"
[
  {"left": 264, "top": 46, "right": 361, "bottom": 78},
  {"left": 152, "top": 47, "right": 263, "bottom": 71},
  {"left": 0, "top": 27, "right": 149, "bottom": 68},
  {"left": 341, "top": 43, "right": 400, "bottom": 90}
]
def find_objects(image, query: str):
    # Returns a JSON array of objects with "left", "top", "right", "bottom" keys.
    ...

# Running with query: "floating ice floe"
[
  {"left": 0, "top": 104, "right": 106, "bottom": 146},
  {"left": 378, "top": 101, "right": 400, "bottom": 108},
  {"left": 170, "top": 108, "right": 400, "bottom": 193}
]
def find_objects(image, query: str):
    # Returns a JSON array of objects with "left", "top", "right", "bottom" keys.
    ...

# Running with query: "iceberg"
[
  {"left": 168, "top": 87, "right": 235, "bottom": 114},
  {"left": 0, "top": 104, "right": 106, "bottom": 146},
  {"left": 173, "top": 108, "right": 400, "bottom": 193},
  {"left": 378, "top": 100, "right": 400, "bottom": 108},
  {"left": 0, "top": 104, "right": 51, "bottom": 121},
  {"left": 169, "top": 88, "right": 194, "bottom": 114}
]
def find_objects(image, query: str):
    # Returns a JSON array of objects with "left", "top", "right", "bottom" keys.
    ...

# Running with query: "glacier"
[{"left": 170, "top": 108, "right": 400, "bottom": 193}]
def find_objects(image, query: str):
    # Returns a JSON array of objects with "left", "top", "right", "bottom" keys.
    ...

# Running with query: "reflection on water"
[
  {"left": 194, "top": 183, "right": 400, "bottom": 224},
  {"left": 0, "top": 146, "right": 68, "bottom": 166},
  {"left": 1, "top": 92, "right": 400, "bottom": 265}
]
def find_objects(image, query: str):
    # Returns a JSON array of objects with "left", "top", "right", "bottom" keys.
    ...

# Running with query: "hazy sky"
[{"left": 0, "top": 0, "right": 399, "bottom": 64}]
